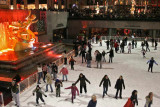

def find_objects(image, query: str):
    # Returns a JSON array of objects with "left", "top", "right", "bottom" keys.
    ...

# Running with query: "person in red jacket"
[
  {"left": 60, "top": 65, "right": 69, "bottom": 81},
  {"left": 69, "top": 56, "right": 76, "bottom": 70},
  {"left": 114, "top": 42, "right": 119, "bottom": 53},
  {"left": 65, "top": 83, "right": 79, "bottom": 103}
]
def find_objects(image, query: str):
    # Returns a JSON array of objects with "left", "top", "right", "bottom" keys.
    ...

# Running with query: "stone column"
[
  {"left": 35, "top": 0, "right": 39, "bottom": 9},
  {"left": 58, "top": 0, "right": 62, "bottom": 9},
  {"left": 24, "top": 0, "right": 28, "bottom": 9},
  {"left": 13, "top": 0, "right": 17, "bottom": 9},
  {"left": 47, "top": 0, "right": 52, "bottom": 9},
  {"left": 64, "top": 0, "right": 66, "bottom": 9},
  {"left": 51, "top": 0, "right": 55, "bottom": 9},
  {"left": 67, "top": 0, "right": 70, "bottom": 9},
  {"left": 109, "top": 28, "right": 112, "bottom": 39}
]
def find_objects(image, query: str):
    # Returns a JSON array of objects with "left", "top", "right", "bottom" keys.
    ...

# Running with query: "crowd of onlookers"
[{"left": 68, "top": 6, "right": 160, "bottom": 21}]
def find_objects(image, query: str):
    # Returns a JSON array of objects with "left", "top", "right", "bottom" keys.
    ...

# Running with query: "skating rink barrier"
[
  {"left": 18, "top": 72, "right": 38, "bottom": 94},
  {"left": 100, "top": 36, "right": 160, "bottom": 42},
  {"left": 0, "top": 92, "right": 4, "bottom": 107},
  {"left": 18, "top": 49, "right": 75, "bottom": 95}
]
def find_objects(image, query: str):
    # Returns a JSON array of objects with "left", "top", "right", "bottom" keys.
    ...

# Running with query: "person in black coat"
[
  {"left": 87, "top": 95, "right": 97, "bottom": 107},
  {"left": 33, "top": 85, "right": 47, "bottom": 106},
  {"left": 105, "top": 40, "right": 110, "bottom": 50},
  {"left": 81, "top": 48, "right": 86, "bottom": 63},
  {"left": 130, "top": 90, "right": 138, "bottom": 106},
  {"left": 146, "top": 41, "right": 150, "bottom": 52},
  {"left": 75, "top": 73, "right": 91, "bottom": 94},
  {"left": 154, "top": 40, "right": 158, "bottom": 50},
  {"left": 115, "top": 76, "right": 125, "bottom": 99},
  {"left": 69, "top": 56, "right": 76, "bottom": 70},
  {"left": 52, "top": 63, "right": 58, "bottom": 80},
  {"left": 107, "top": 48, "right": 114, "bottom": 63},
  {"left": 99, "top": 75, "right": 111, "bottom": 98},
  {"left": 12, "top": 74, "right": 21, "bottom": 83},
  {"left": 96, "top": 51, "right": 102, "bottom": 69}
]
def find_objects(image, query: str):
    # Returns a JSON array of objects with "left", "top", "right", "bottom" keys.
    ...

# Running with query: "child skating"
[
  {"left": 65, "top": 83, "right": 79, "bottom": 103},
  {"left": 55, "top": 79, "right": 63, "bottom": 97}
]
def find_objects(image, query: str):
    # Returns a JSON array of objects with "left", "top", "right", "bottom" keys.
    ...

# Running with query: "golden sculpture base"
[{"left": 14, "top": 42, "right": 29, "bottom": 51}]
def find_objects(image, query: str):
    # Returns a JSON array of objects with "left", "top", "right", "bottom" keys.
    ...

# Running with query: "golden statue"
[{"left": 8, "top": 10, "right": 38, "bottom": 51}]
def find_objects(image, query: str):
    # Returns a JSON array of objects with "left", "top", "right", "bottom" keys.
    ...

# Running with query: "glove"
[
  {"left": 33, "top": 93, "right": 35, "bottom": 96},
  {"left": 45, "top": 95, "right": 47, "bottom": 97},
  {"left": 89, "top": 82, "right": 91, "bottom": 84},
  {"left": 99, "top": 85, "right": 101, "bottom": 87}
]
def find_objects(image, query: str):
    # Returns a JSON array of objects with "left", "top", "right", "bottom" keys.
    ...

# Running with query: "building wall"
[
  {"left": 67, "top": 20, "right": 160, "bottom": 38},
  {"left": 46, "top": 11, "right": 68, "bottom": 42}
]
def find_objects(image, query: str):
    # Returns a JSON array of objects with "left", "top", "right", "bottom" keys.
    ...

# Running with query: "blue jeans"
[
  {"left": 38, "top": 72, "right": 42, "bottom": 83},
  {"left": 103, "top": 86, "right": 108, "bottom": 96},
  {"left": 53, "top": 72, "right": 57, "bottom": 80},
  {"left": 63, "top": 75, "right": 68, "bottom": 81},
  {"left": 46, "top": 84, "right": 53, "bottom": 92}
]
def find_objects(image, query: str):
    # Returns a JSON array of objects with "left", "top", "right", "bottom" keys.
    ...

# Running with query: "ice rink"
[{"left": 7, "top": 41, "right": 160, "bottom": 107}]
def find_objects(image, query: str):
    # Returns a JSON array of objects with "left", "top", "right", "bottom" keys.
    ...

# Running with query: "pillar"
[
  {"left": 64, "top": 0, "right": 66, "bottom": 9},
  {"left": 58, "top": 0, "right": 62, "bottom": 9},
  {"left": 47, "top": 0, "right": 52, "bottom": 9},
  {"left": 13, "top": 0, "right": 17, "bottom": 9},
  {"left": 35, "top": 0, "right": 39, "bottom": 9},
  {"left": 67, "top": 0, "right": 70, "bottom": 9},
  {"left": 51, "top": 0, "right": 55, "bottom": 9},
  {"left": 109, "top": 28, "right": 112, "bottom": 38},
  {"left": 24, "top": 0, "right": 28, "bottom": 9},
  {"left": 153, "top": 30, "right": 157, "bottom": 38}
]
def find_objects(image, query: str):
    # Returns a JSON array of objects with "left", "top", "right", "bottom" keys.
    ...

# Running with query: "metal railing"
[
  {"left": 101, "top": 36, "right": 160, "bottom": 42},
  {"left": 18, "top": 72, "right": 38, "bottom": 94}
]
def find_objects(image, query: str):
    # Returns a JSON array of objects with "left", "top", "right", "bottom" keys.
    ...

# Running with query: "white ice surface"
[{"left": 7, "top": 41, "right": 160, "bottom": 107}]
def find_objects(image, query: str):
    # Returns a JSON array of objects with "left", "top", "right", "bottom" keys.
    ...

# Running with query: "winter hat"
[
  {"left": 63, "top": 65, "right": 66, "bottom": 68},
  {"left": 56, "top": 79, "right": 59, "bottom": 82}
]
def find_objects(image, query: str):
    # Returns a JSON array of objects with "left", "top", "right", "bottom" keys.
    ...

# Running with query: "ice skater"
[
  {"left": 63, "top": 50, "right": 67, "bottom": 65},
  {"left": 55, "top": 79, "right": 63, "bottom": 97},
  {"left": 147, "top": 57, "right": 158, "bottom": 73},
  {"left": 33, "top": 85, "right": 47, "bottom": 106},
  {"left": 146, "top": 41, "right": 150, "bottom": 52},
  {"left": 75, "top": 73, "right": 91, "bottom": 95},
  {"left": 142, "top": 49, "right": 146, "bottom": 58},
  {"left": 154, "top": 40, "right": 158, "bottom": 50},
  {"left": 10, "top": 80, "right": 20, "bottom": 107},
  {"left": 141, "top": 42, "right": 145, "bottom": 50},
  {"left": 145, "top": 92, "right": 153, "bottom": 107},
  {"left": 86, "top": 52, "right": 92, "bottom": 68},
  {"left": 45, "top": 72, "right": 53, "bottom": 93},
  {"left": 115, "top": 76, "right": 125, "bottom": 99},
  {"left": 96, "top": 51, "right": 102, "bottom": 68},
  {"left": 102, "top": 51, "right": 107, "bottom": 62},
  {"left": 131, "top": 90, "right": 138, "bottom": 106},
  {"left": 69, "top": 56, "right": 76, "bottom": 70},
  {"left": 81, "top": 47, "right": 86, "bottom": 63},
  {"left": 99, "top": 75, "right": 111, "bottom": 98},
  {"left": 124, "top": 90, "right": 138, "bottom": 107},
  {"left": 107, "top": 48, "right": 114, "bottom": 63},
  {"left": 37, "top": 63, "right": 43, "bottom": 84},
  {"left": 65, "top": 83, "right": 79, "bottom": 103},
  {"left": 128, "top": 42, "right": 132, "bottom": 54},
  {"left": 60, "top": 65, "right": 69, "bottom": 81},
  {"left": 105, "top": 40, "right": 110, "bottom": 50},
  {"left": 52, "top": 63, "right": 58, "bottom": 80},
  {"left": 87, "top": 95, "right": 97, "bottom": 107}
]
